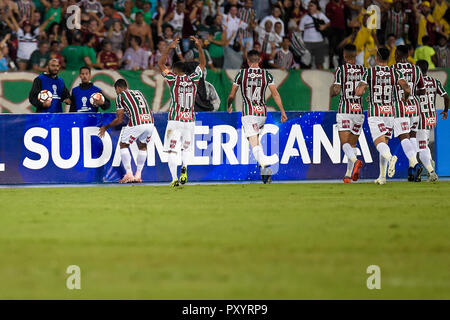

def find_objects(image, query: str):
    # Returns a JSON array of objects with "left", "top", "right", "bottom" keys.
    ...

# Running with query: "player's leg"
[
  {"left": 417, "top": 130, "right": 438, "bottom": 181},
  {"left": 339, "top": 130, "right": 355, "bottom": 183},
  {"left": 179, "top": 122, "right": 194, "bottom": 185},
  {"left": 349, "top": 114, "right": 365, "bottom": 181},
  {"left": 394, "top": 117, "right": 422, "bottom": 181},
  {"left": 119, "top": 126, "right": 136, "bottom": 183},
  {"left": 369, "top": 117, "right": 395, "bottom": 184},
  {"left": 134, "top": 124, "right": 154, "bottom": 183},
  {"left": 163, "top": 121, "right": 181, "bottom": 186}
]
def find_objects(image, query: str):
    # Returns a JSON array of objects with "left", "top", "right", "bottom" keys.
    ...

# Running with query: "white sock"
[
  {"left": 410, "top": 138, "right": 418, "bottom": 153},
  {"left": 353, "top": 147, "right": 359, "bottom": 157},
  {"left": 419, "top": 147, "right": 434, "bottom": 173},
  {"left": 376, "top": 142, "right": 392, "bottom": 161},
  {"left": 168, "top": 152, "right": 178, "bottom": 181},
  {"left": 135, "top": 150, "right": 147, "bottom": 175},
  {"left": 181, "top": 150, "right": 190, "bottom": 168},
  {"left": 379, "top": 154, "right": 388, "bottom": 179},
  {"left": 401, "top": 139, "right": 418, "bottom": 167},
  {"left": 346, "top": 161, "right": 355, "bottom": 177},
  {"left": 252, "top": 145, "right": 266, "bottom": 166},
  {"left": 343, "top": 143, "right": 357, "bottom": 163},
  {"left": 120, "top": 148, "right": 132, "bottom": 174}
]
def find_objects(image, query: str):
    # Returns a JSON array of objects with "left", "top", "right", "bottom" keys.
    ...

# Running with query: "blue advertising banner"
[
  {"left": 435, "top": 109, "right": 450, "bottom": 177},
  {"left": 0, "top": 112, "right": 415, "bottom": 184}
]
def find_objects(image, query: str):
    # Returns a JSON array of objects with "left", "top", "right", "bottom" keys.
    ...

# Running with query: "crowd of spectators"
[{"left": 0, "top": 0, "right": 449, "bottom": 73}]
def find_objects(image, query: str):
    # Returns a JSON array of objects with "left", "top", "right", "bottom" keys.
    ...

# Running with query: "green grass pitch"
[{"left": 0, "top": 182, "right": 449, "bottom": 299}]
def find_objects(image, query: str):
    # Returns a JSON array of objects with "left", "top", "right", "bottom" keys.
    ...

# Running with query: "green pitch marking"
[{"left": 0, "top": 182, "right": 449, "bottom": 299}]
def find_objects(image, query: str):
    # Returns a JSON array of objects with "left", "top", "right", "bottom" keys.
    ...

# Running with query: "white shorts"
[
  {"left": 242, "top": 115, "right": 266, "bottom": 138},
  {"left": 336, "top": 113, "right": 365, "bottom": 135},
  {"left": 416, "top": 129, "right": 430, "bottom": 151},
  {"left": 368, "top": 116, "right": 394, "bottom": 141},
  {"left": 393, "top": 116, "right": 420, "bottom": 137},
  {"left": 163, "top": 120, "right": 195, "bottom": 153},
  {"left": 120, "top": 123, "right": 154, "bottom": 144}
]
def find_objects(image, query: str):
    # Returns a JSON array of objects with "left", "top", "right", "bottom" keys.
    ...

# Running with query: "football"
[
  {"left": 38, "top": 90, "right": 52, "bottom": 103},
  {"left": 90, "top": 92, "right": 105, "bottom": 105}
]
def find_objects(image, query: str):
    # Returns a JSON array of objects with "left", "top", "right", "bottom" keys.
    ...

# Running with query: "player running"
[
  {"left": 158, "top": 36, "right": 205, "bottom": 187},
  {"left": 330, "top": 44, "right": 366, "bottom": 183},
  {"left": 392, "top": 45, "right": 426, "bottom": 182},
  {"left": 356, "top": 48, "right": 411, "bottom": 185},
  {"left": 227, "top": 50, "right": 288, "bottom": 184},
  {"left": 415, "top": 59, "right": 449, "bottom": 182},
  {"left": 98, "top": 79, "right": 154, "bottom": 183}
]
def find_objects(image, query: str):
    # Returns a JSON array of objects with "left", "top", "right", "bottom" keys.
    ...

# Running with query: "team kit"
[{"left": 40, "top": 40, "right": 446, "bottom": 186}]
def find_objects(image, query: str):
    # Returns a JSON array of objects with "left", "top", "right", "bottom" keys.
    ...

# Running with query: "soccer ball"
[
  {"left": 90, "top": 92, "right": 105, "bottom": 106},
  {"left": 38, "top": 90, "right": 52, "bottom": 103}
]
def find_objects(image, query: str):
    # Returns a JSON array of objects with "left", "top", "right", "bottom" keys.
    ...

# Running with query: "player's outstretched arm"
[
  {"left": 158, "top": 36, "right": 179, "bottom": 74},
  {"left": 355, "top": 82, "right": 368, "bottom": 97},
  {"left": 227, "top": 85, "right": 239, "bottom": 113},
  {"left": 330, "top": 84, "right": 341, "bottom": 98},
  {"left": 191, "top": 36, "right": 206, "bottom": 71},
  {"left": 98, "top": 109, "right": 125, "bottom": 138},
  {"left": 269, "top": 85, "right": 288, "bottom": 123},
  {"left": 398, "top": 79, "right": 411, "bottom": 101},
  {"left": 441, "top": 94, "right": 449, "bottom": 119}
]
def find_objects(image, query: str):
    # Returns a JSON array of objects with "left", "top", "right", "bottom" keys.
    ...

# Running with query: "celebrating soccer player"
[
  {"left": 356, "top": 48, "right": 410, "bottom": 185},
  {"left": 227, "top": 50, "right": 288, "bottom": 184},
  {"left": 392, "top": 45, "right": 426, "bottom": 182},
  {"left": 330, "top": 44, "right": 366, "bottom": 183},
  {"left": 158, "top": 36, "right": 205, "bottom": 187},
  {"left": 415, "top": 59, "right": 449, "bottom": 182},
  {"left": 98, "top": 79, "right": 154, "bottom": 183}
]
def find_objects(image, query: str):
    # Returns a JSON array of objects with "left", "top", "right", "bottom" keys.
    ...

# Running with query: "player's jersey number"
[
  {"left": 420, "top": 93, "right": 435, "bottom": 113},
  {"left": 373, "top": 85, "right": 392, "bottom": 104},
  {"left": 246, "top": 86, "right": 262, "bottom": 103}
]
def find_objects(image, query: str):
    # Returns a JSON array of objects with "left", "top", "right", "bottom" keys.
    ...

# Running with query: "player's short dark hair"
[
  {"left": 396, "top": 45, "right": 409, "bottom": 57},
  {"left": 172, "top": 61, "right": 185, "bottom": 73},
  {"left": 416, "top": 59, "right": 429, "bottom": 74},
  {"left": 422, "top": 35, "right": 430, "bottom": 45},
  {"left": 247, "top": 50, "right": 260, "bottom": 63},
  {"left": 377, "top": 47, "right": 390, "bottom": 61},
  {"left": 114, "top": 79, "right": 128, "bottom": 89},
  {"left": 343, "top": 44, "right": 356, "bottom": 53},
  {"left": 79, "top": 66, "right": 91, "bottom": 74}
]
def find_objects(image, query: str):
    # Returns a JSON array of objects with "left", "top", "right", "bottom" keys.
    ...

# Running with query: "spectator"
[
  {"left": 126, "top": 11, "right": 153, "bottom": 50},
  {"left": 274, "top": 22, "right": 284, "bottom": 46},
  {"left": 62, "top": 32, "right": 92, "bottom": 71},
  {"left": 84, "top": 33, "right": 101, "bottom": 68},
  {"left": 165, "top": 0, "right": 185, "bottom": 35},
  {"left": 207, "top": 14, "right": 231, "bottom": 68},
  {"left": 299, "top": 0, "right": 329, "bottom": 69},
  {"left": 223, "top": 33, "right": 245, "bottom": 69},
  {"left": 433, "top": 0, "right": 448, "bottom": 23},
  {"left": 103, "top": 4, "right": 123, "bottom": 31},
  {"left": 288, "top": 0, "right": 306, "bottom": 28},
  {"left": 185, "top": 39, "right": 216, "bottom": 71},
  {"left": 122, "top": 35, "right": 148, "bottom": 70},
  {"left": 30, "top": 41, "right": 50, "bottom": 72},
  {"left": 253, "top": 0, "right": 277, "bottom": 21},
  {"left": 82, "top": 13, "right": 105, "bottom": 51},
  {"left": 182, "top": 0, "right": 203, "bottom": 51},
  {"left": 0, "top": 33, "right": 11, "bottom": 71},
  {"left": 15, "top": 0, "right": 35, "bottom": 23},
  {"left": 106, "top": 20, "right": 126, "bottom": 60},
  {"left": 416, "top": 1, "right": 436, "bottom": 46},
  {"left": 41, "top": 0, "right": 62, "bottom": 31},
  {"left": 79, "top": 0, "right": 105, "bottom": 19},
  {"left": 132, "top": 1, "right": 153, "bottom": 25},
  {"left": 149, "top": 39, "right": 172, "bottom": 69},
  {"left": 259, "top": 6, "right": 285, "bottom": 37},
  {"left": 238, "top": 0, "right": 256, "bottom": 50},
  {"left": 49, "top": 40, "right": 63, "bottom": 66},
  {"left": 386, "top": 33, "right": 397, "bottom": 66},
  {"left": 272, "top": 37, "right": 296, "bottom": 70},
  {"left": 384, "top": 0, "right": 407, "bottom": 41},
  {"left": 46, "top": 22, "right": 67, "bottom": 47},
  {"left": 255, "top": 20, "right": 279, "bottom": 56},
  {"left": 30, "top": 10, "right": 42, "bottom": 30},
  {"left": 28, "top": 58, "right": 71, "bottom": 113},
  {"left": 98, "top": 40, "right": 120, "bottom": 70},
  {"left": 434, "top": 35, "right": 450, "bottom": 68},
  {"left": 222, "top": 4, "right": 249, "bottom": 45},
  {"left": 70, "top": 66, "right": 111, "bottom": 112},
  {"left": 414, "top": 35, "right": 437, "bottom": 69},
  {"left": 326, "top": 0, "right": 346, "bottom": 68}
]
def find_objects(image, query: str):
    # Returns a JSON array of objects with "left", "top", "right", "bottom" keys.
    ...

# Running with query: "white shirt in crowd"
[
  {"left": 16, "top": 28, "right": 40, "bottom": 60},
  {"left": 299, "top": 12, "right": 330, "bottom": 43},
  {"left": 222, "top": 13, "right": 248, "bottom": 43},
  {"left": 255, "top": 25, "right": 282, "bottom": 54},
  {"left": 259, "top": 15, "right": 285, "bottom": 37},
  {"left": 170, "top": 10, "right": 184, "bottom": 32}
]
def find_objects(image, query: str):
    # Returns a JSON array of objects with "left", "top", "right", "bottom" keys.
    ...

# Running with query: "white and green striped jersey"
[
  {"left": 418, "top": 75, "right": 447, "bottom": 130},
  {"left": 115, "top": 89, "right": 154, "bottom": 127},
  {"left": 334, "top": 63, "right": 366, "bottom": 114}
]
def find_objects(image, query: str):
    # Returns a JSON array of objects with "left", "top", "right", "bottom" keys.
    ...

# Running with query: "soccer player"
[
  {"left": 415, "top": 59, "right": 449, "bottom": 182},
  {"left": 392, "top": 45, "right": 426, "bottom": 182},
  {"left": 28, "top": 58, "right": 71, "bottom": 113},
  {"left": 356, "top": 48, "right": 411, "bottom": 185},
  {"left": 69, "top": 66, "right": 111, "bottom": 112},
  {"left": 158, "top": 36, "right": 205, "bottom": 187},
  {"left": 227, "top": 49, "right": 288, "bottom": 184},
  {"left": 98, "top": 79, "right": 154, "bottom": 183},
  {"left": 330, "top": 44, "right": 366, "bottom": 183}
]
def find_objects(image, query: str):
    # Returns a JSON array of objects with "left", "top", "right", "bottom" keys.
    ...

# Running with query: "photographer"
[{"left": 299, "top": 0, "right": 329, "bottom": 69}]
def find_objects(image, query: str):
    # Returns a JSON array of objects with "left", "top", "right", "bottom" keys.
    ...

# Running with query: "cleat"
[
  {"left": 263, "top": 168, "right": 272, "bottom": 184},
  {"left": 387, "top": 155, "right": 397, "bottom": 178},
  {"left": 407, "top": 167, "right": 414, "bottom": 182},
  {"left": 180, "top": 166, "right": 187, "bottom": 185},
  {"left": 133, "top": 174, "right": 142, "bottom": 183},
  {"left": 119, "top": 172, "right": 134, "bottom": 183},
  {"left": 170, "top": 179, "right": 180, "bottom": 187},
  {"left": 374, "top": 177, "right": 386, "bottom": 185},
  {"left": 352, "top": 160, "right": 363, "bottom": 181},
  {"left": 343, "top": 176, "right": 351, "bottom": 183},
  {"left": 414, "top": 163, "right": 424, "bottom": 182},
  {"left": 428, "top": 171, "right": 438, "bottom": 182}
]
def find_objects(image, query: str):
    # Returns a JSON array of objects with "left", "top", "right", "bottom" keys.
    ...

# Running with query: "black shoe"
[
  {"left": 259, "top": 165, "right": 266, "bottom": 183},
  {"left": 262, "top": 167, "right": 272, "bottom": 184},
  {"left": 408, "top": 167, "right": 414, "bottom": 182},
  {"left": 180, "top": 166, "right": 187, "bottom": 185},
  {"left": 414, "top": 163, "right": 424, "bottom": 182}
]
